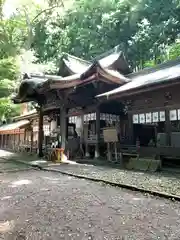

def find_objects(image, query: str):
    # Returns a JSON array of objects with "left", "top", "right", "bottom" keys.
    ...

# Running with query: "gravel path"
[
  {"left": 0, "top": 170, "right": 180, "bottom": 239},
  {"left": 45, "top": 164, "right": 180, "bottom": 196}
]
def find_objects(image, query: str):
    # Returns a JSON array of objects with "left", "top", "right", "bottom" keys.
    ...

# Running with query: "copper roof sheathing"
[
  {"left": 14, "top": 45, "right": 131, "bottom": 103},
  {"left": 97, "top": 58, "right": 180, "bottom": 98},
  {"left": 63, "top": 54, "right": 90, "bottom": 74}
]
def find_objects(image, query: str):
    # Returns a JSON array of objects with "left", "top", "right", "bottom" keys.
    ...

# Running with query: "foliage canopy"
[{"left": 1, "top": 0, "right": 180, "bottom": 121}]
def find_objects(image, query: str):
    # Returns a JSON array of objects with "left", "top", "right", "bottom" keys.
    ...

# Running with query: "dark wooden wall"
[{"left": 124, "top": 84, "right": 180, "bottom": 113}]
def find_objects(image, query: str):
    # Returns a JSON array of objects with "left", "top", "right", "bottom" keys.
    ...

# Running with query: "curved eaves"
[
  {"left": 63, "top": 58, "right": 90, "bottom": 74},
  {"left": 13, "top": 77, "right": 47, "bottom": 104},
  {"left": 80, "top": 51, "right": 131, "bottom": 81},
  {"left": 97, "top": 67, "right": 130, "bottom": 84},
  {"left": 58, "top": 53, "right": 91, "bottom": 76},
  {"left": 98, "top": 51, "right": 123, "bottom": 69}
]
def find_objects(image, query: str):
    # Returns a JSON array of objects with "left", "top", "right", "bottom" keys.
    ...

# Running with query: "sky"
[{"left": 3, "top": 0, "right": 47, "bottom": 18}]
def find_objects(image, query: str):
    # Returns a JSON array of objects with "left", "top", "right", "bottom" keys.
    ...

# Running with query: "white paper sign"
[
  {"left": 159, "top": 111, "right": 165, "bottom": 122},
  {"left": 170, "top": 110, "right": 177, "bottom": 121},
  {"left": 139, "top": 114, "right": 145, "bottom": 124},
  {"left": 152, "top": 112, "right": 159, "bottom": 122},
  {"left": 146, "top": 113, "right": 152, "bottom": 123},
  {"left": 133, "top": 114, "right": 139, "bottom": 124},
  {"left": 177, "top": 109, "right": 180, "bottom": 120}
]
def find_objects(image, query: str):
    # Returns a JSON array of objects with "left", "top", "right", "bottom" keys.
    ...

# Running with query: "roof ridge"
[
  {"left": 94, "top": 45, "right": 122, "bottom": 61},
  {"left": 63, "top": 53, "right": 91, "bottom": 64}
]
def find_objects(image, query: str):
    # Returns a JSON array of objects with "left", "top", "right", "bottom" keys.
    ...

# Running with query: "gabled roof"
[
  {"left": 58, "top": 45, "right": 131, "bottom": 77},
  {"left": 13, "top": 46, "right": 131, "bottom": 104},
  {"left": 58, "top": 53, "right": 91, "bottom": 76},
  {"left": 63, "top": 54, "right": 90, "bottom": 74},
  {"left": 81, "top": 45, "right": 131, "bottom": 80},
  {"left": 97, "top": 58, "right": 180, "bottom": 99}
]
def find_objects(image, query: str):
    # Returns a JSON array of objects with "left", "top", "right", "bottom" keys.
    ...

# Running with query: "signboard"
[{"left": 103, "top": 127, "right": 118, "bottom": 143}]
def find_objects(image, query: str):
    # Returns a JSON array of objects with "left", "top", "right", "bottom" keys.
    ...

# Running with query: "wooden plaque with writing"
[{"left": 103, "top": 127, "right": 118, "bottom": 143}]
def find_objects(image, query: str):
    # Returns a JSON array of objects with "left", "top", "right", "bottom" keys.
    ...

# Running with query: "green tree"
[
  {"left": 0, "top": 58, "right": 21, "bottom": 121},
  {"left": 168, "top": 41, "right": 180, "bottom": 60},
  {"left": 31, "top": 0, "right": 180, "bottom": 69}
]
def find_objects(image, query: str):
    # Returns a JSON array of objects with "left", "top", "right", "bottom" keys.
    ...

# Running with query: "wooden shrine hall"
[
  {"left": 11, "top": 45, "right": 132, "bottom": 159},
  {"left": 2, "top": 45, "right": 180, "bottom": 168},
  {"left": 98, "top": 57, "right": 180, "bottom": 168}
]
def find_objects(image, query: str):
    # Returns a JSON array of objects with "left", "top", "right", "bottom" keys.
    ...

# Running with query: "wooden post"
[
  {"left": 18, "top": 132, "right": 21, "bottom": 151},
  {"left": 38, "top": 106, "right": 44, "bottom": 157},
  {"left": 85, "top": 143, "right": 90, "bottom": 158},
  {"left": 128, "top": 112, "right": 133, "bottom": 144},
  {"left": 165, "top": 109, "right": 171, "bottom": 146},
  {"left": 0, "top": 134, "right": 2, "bottom": 148},
  {"left": 60, "top": 106, "right": 67, "bottom": 150},
  {"left": 30, "top": 126, "right": 33, "bottom": 153},
  {"left": 1, "top": 135, "right": 3, "bottom": 148},
  {"left": 114, "top": 142, "right": 118, "bottom": 162},
  {"left": 95, "top": 107, "right": 100, "bottom": 158},
  {"left": 13, "top": 132, "right": 15, "bottom": 151},
  {"left": 4, "top": 134, "right": 7, "bottom": 149},
  {"left": 107, "top": 142, "right": 111, "bottom": 161},
  {"left": 84, "top": 123, "right": 90, "bottom": 158}
]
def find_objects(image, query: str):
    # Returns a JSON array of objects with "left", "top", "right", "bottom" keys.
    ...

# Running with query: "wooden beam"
[
  {"left": 38, "top": 106, "right": 44, "bottom": 157},
  {"left": 60, "top": 106, "right": 68, "bottom": 149},
  {"left": 165, "top": 108, "right": 171, "bottom": 146},
  {"left": 95, "top": 106, "right": 100, "bottom": 158}
]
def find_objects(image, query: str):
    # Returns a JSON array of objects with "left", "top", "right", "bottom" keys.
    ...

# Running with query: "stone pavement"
[{"left": 1, "top": 170, "right": 180, "bottom": 239}]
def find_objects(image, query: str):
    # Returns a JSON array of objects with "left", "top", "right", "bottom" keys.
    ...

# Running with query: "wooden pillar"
[
  {"left": 30, "top": 126, "right": 33, "bottom": 153},
  {"left": 95, "top": 107, "right": 100, "bottom": 158},
  {"left": 13, "top": 132, "right": 16, "bottom": 151},
  {"left": 18, "top": 132, "right": 21, "bottom": 149},
  {"left": 60, "top": 106, "right": 67, "bottom": 150},
  {"left": 84, "top": 122, "right": 90, "bottom": 158},
  {"left": 38, "top": 106, "right": 44, "bottom": 157},
  {"left": 1, "top": 135, "right": 3, "bottom": 148},
  {"left": 24, "top": 129, "right": 26, "bottom": 145},
  {"left": 1, "top": 134, "right": 3, "bottom": 148},
  {"left": 66, "top": 114, "right": 69, "bottom": 142},
  {"left": 128, "top": 112, "right": 133, "bottom": 144},
  {"left": 165, "top": 108, "right": 171, "bottom": 146},
  {"left": 4, "top": 134, "right": 6, "bottom": 148}
]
